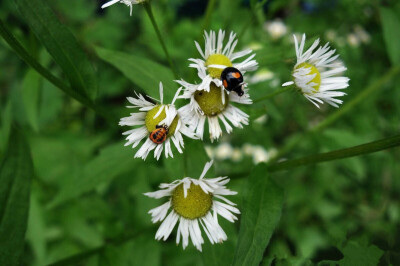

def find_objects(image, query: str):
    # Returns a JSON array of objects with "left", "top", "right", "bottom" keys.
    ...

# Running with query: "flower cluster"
[
  {"left": 119, "top": 29, "right": 258, "bottom": 159},
  {"left": 104, "top": 1, "right": 350, "bottom": 252}
]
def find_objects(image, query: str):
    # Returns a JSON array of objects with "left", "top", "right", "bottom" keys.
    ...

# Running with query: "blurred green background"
[{"left": 0, "top": 0, "right": 400, "bottom": 265}]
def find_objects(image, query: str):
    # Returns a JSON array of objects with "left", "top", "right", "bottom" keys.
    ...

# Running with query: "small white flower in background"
[
  {"left": 354, "top": 25, "right": 371, "bottom": 44},
  {"left": 263, "top": 19, "right": 288, "bottom": 40},
  {"left": 231, "top": 148, "right": 243, "bottom": 162},
  {"left": 252, "top": 145, "right": 270, "bottom": 164},
  {"left": 282, "top": 34, "right": 350, "bottom": 108},
  {"left": 101, "top": 0, "right": 145, "bottom": 16},
  {"left": 119, "top": 82, "right": 197, "bottom": 160},
  {"left": 145, "top": 160, "right": 240, "bottom": 251},
  {"left": 254, "top": 114, "right": 268, "bottom": 124},
  {"left": 347, "top": 33, "right": 360, "bottom": 47},
  {"left": 241, "top": 143, "right": 275, "bottom": 164},
  {"left": 215, "top": 143, "right": 233, "bottom": 160},
  {"left": 188, "top": 29, "right": 258, "bottom": 94},
  {"left": 248, "top": 68, "right": 274, "bottom": 84}
]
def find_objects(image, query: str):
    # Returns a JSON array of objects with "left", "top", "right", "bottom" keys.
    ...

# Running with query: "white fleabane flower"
[
  {"left": 189, "top": 29, "right": 258, "bottom": 93},
  {"left": 282, "top": 34, "right": 350, "bottom": 108},
  {"left": 144, "top": 160, "right": 240, "bottom": 251},
  {"left": 176, "top": 29, "right": 257, "bottom": 141},
  {"left": 119, "top": 82, "right": 197, "bottom": 160},
  {"left": 101, "top": 0, "right": 145, "bottom": 16},
  {"left": 177, "top": 80, "right": 252, "bottom": 142}
]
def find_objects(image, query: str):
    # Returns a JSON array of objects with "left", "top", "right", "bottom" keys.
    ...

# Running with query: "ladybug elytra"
[
  {"left": 221, "top": 67, "right": 245, "bottom": 96},
  {"left": 149, "top": 124, "right": 169, "bottom": 144}
]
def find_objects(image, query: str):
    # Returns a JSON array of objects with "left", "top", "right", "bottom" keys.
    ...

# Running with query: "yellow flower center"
[
  {"left": 205, "top": 54, "right": 233, "bottom": 78},
  {"left": 172, "top": 183, "right": 213, "bottom": 220},
  {"left": 295, "top": 62, "right": 321, "bottom": 92},
  {"left": 145, "top": 105, "right": 178, "bottom": 137},
  {"left": 194, "top": 83, "right": 229, "bottom": 116}
]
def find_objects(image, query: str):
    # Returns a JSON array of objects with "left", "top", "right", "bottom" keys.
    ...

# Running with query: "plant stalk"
[
  {"left": 143, "top": 1, "right": 178, "bottom": 79},
  {"left": 267, "top": 134, "right": 400, "bottom": 172}
]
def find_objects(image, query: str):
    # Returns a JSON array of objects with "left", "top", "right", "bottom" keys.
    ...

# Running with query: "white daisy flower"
[
  {"left": 188, "top": 29, "right": 258, "bottom": 93},
  {"left": 176, "top": 29, "right": 257, "bottom": 141},
  {"left": 177, "top": 80, "right": 252, "bottom": 141},
  {"left": 282, "top": 34, "right": 350, "bottom": 108},
  {"left": 119, "top": 82, "right": 198, "bottom": 160},
  {"left": 144, "top": 160, "right": 240, "bottom": 251},
  {"left": 101, "top": 0, "right": 145, "bottom": 16}
]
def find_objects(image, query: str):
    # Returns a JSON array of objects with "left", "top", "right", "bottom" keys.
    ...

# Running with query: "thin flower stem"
[
  {"left": 0, "top": 19, "right": 115, "bottom": 125},
  {"left": 238, "top": 0, "right": 269, "bottom": 39},
  {"left": 143, "top": 1, "right": 178, "bottom": 79},
  {"left": 269, "top": 66, "right": 400, "bottom": 162},
  {"left": 267, "top": 134, "right": 400, "bottom": 172},
  {"left": 201, "top": 0, "right": 217, "bottom": 34},
  {"left": 253, "top": 86, "right": 292, "bottom": 103}
]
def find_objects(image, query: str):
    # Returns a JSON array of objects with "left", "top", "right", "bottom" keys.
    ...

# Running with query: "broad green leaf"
[
  {"left": 26, "top": 191, "right": 47, "bottom": 266},
  {"left": 0, "top": 130, "right": 33, "bottom": 266},
  {"left": 0, "top": 101, "right": 12, "bottom": 154},
  {"left": 202, "top": 220, "right": 236, "bottom": 266},
  {"left": 380, "top": 7, "right": 400, "bottom": 65},
  {"left": 338, "top": 241, "right": 383, "bottom": 266},
  {"left": 100, "top": 234, "right": 161, "bottom": 266},
  {"left": 22, "top": 69, "right": 41, "bottom": 132},
  {"left": 95, "top": 46, "right": 176, "bottom": 103},
  {"left": 48, "top": 142, "right": 138, "bottom": 208},
  {"left": 14, "top": 0, "right": 98, "bottom": 101},
  {"left": 233, "top": 163, "right": 283, "bottom": 266}
]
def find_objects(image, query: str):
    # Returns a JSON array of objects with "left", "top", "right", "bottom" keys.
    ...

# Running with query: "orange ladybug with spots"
[
  {"left": 149, "top": 124, "right": 169, "bottom": 144},
  {"left": 221, "top": 67, "right": 245, "bottom": 96}
]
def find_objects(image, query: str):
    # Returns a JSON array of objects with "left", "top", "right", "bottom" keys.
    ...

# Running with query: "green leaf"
[
  {"left": 22, "top": 69, "right": 41, "bottom": 132},
  {"left": 338, "top": 241, "right": 384, "bottom": 266},
  {"left": 233, "top": 163, "right": 283, "bottom": 266},
  {"left": 0, "top": 129, "right": 33, "bottom": 266},
  {"left": 14, "top": 0, "right": 98, "bottom": 101},
  {"left": 0, "top": 101, "right": 12, "bottom": 154},
  {"left": 48, "top": 142, "right": 138, "bottom": 208},
  {"left": 202, "top": 221, "right": 236, "bottom": 266},
  {"left": 26, "top": 191, "right": 47, "bottom": 266},
  {"left": 100, "top": 234, "right": 161, "bottom": 266},
  {"left": 95, "top": 46, "right": 177, "bottom": 103},
  {"left": 380, "top": 7, "right": 400, "bottom": 65}
]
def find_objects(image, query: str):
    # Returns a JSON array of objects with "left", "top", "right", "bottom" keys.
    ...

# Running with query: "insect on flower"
[
  {"left": 149, "top": 124, "right": 169, "bottom": 144},
  {"left": 221, "top": 67, "right": 245, "bottom": 96}
]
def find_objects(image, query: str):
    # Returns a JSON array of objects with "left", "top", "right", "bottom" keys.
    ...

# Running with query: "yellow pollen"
[
  {"left": 205, "top": 54, "right": 232, "bottom": 78},
  {"left": 172, "top": 183, "right": 213, "bottom": 220},
  {"left": 194, "top": 84, "right": 229, "bottom": 116},
  {"left": 145, "top": 105, "right": 178, "bottom": 137},
  {"left": 296, "top": 62, "right": 321, "bottom": 92}
]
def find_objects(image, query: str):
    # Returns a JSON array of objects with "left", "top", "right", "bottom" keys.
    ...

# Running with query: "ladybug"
[
  {"left": 149, "top": 124, "right": 169, "bottom": 144},
  {"left": 221, "top": 67, "right": 245, "bottom": 96}
]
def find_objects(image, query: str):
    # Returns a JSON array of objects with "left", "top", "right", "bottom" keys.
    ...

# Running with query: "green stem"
[
  {"left": 201, "top": 0, "right": 217, "bottom": 34},
  {"left": 270, "top": 66, "right": 400, "bottom": 162},
  {"left": 253, "top": 86, "right": 292, "bottom": 103},
  {"left": 0, "top": 20, "right": 75, "bottom": 99},
  {"left": 143, "top": 1, "right": 178, "bottom": 79},
  {"left": 267, "top": 134, "right": 400, "bottom": 172},
  {"left": 0, "top": 20, "right": 115, "bottom": 125},
  {"left": 238, "top": 0, "right": 269, "bottom": 39}
]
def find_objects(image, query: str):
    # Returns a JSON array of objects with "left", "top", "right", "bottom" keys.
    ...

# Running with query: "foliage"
[{"left": 0, "top": 0, "right": 400, "bottom": 265}]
